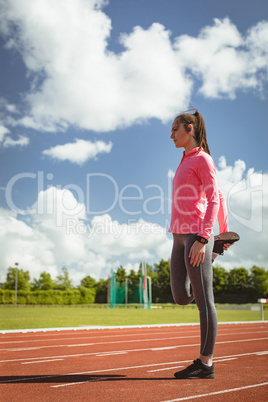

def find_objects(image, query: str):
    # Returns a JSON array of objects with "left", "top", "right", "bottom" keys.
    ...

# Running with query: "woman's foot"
[
  {"left": 174, "top": 359, "right": 215, "bottom": 379},
  {"left": 213, "top": 231, "right": 240, "bottom": 255}
]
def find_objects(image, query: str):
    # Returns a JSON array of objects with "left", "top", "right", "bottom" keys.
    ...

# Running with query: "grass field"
[{"left": 0, "top": 304, "right": 266, "bottom": 330}]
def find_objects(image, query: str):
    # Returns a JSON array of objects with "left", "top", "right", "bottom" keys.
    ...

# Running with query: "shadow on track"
[{"left": 0, "top": 374, "right": 176, "bottom": 384}]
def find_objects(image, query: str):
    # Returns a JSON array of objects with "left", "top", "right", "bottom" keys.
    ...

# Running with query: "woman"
[{"left": 169, "top": 107, "right": 231, "bottom": 379}]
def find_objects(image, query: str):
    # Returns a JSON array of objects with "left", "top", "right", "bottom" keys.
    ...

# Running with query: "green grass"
[{"left": 0, "top": 304, "right": 266, "bottom": 330}]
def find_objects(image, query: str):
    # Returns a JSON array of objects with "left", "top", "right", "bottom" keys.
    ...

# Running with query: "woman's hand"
[
  {"left": 223, "top": 243, "right": 232, "bottom": 251},
  {"left": 189, "top": 241, "right": 206, "bottom": 267},
  {"left": 213, "top": 242, "right": 233, "bottom": 261}
]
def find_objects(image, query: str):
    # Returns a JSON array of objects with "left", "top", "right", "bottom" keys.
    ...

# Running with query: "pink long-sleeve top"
[{"left": 169, "top": 147, "right": 228, "bottom": 239}]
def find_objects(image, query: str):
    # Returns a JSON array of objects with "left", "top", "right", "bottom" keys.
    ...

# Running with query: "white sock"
[{"left": 201, "top": 361, "right": 212, "bottom": 367}]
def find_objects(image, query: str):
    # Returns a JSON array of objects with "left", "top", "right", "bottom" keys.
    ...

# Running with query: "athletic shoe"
[
  {"left": 174, "top": 359, "right": 215, "bottom": 379},
  {"left": 213, "top": 231, "right": 240, "bottom": 255}
]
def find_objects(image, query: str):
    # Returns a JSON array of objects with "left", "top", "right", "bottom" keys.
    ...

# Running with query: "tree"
[
  {"left": 4, "top": 267, "right": 31, "bottom": 291},
  {"left": 78, "top": 286, "right": 96, "bottom": 304},
  {"left": 116, "top": 266, "right": 127, "bottom": 283},
  {"left": 31, "top": 272, "right": 55, "bottom": 291},
  {"left": 55, "top": 267, "right": 73, "bottom": 290},
  {"left": 95, "top": 278, "right": 108, "bottom": 303},
  {"left": 227, "top": 267, "right": 250, "bottom": 294},
  {"left": 128, "top": 269, "right": 140, "bottom": 283},
  {"left": 80, "top": 275, "right": 96, "bottom": 289},
  {"left": 152, "top": 259, "right": 173, "bottom": 303},
  {"left": 213, "top": 265, "right": 228, "bottom": 294},
  {"left": 249, "top": 266, "right": 268, "bottom": 297}
]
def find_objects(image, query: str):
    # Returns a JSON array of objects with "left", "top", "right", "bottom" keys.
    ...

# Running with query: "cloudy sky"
[{"left": 0, "top": 0, "right": 267, "bottom": 285}]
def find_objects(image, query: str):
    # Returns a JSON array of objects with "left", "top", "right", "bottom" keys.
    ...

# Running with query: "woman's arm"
[
  {"left": 217, "top": 189, "right": 229, "bottom": 233},
  {"left": 189, "top": 153, "right": 219, "bottom": 267},
  {"left": 196, "top": 154, "right": 219, "bottom": 239}
]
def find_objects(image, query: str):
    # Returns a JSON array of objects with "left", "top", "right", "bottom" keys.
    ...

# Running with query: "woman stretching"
[{"left": 169, "top": 107, "right": 231, "bottom": 379}]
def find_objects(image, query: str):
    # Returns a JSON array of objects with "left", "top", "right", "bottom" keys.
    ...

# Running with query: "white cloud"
[
  {"left": 86, "top": 214, "right": 170, "bottom": 261},
  {"left": 0, "top": 124, "right": 9, "bottom": 142},
  {"left": 175, "top": 18, "right": 268, "bottom": 98},
  {"left": 0, "top": 98, "right": 30, "bottom": 147},
  {"left": 0, "top": 187, "right": 104, "bottom": 284},
  {"left": 1, "top": 2, "right": 267, "bottom": 133},
  {"left": 43, "top": 139, "right": 112, "bottom": 164},
  {"left": 2, "top": 134, "right": 29, "bottom": 147},
  {"left": 0, "top": 207, "right": 57, "bottom": 282},
  {"left": 5, "top": 1, "right": 267, "bottom": 131},
  {"left": 15, "top": 116, "right": 63, "bottom": 132},
  {"left": 246, "top": 21, "right": 268, "bottom": 74},
  {"left": 5, "top": 103, "right": 18, "bottom": 114},
  {"left": 0, "top": 186, "right": 172, "bottom": 285},
  {"left": 215, "top": 156, "right": 268, "bottom": 269},
  {"left": 0, "top": 97, "right": 18, "bottom": 114},
  {"left": 0, "top": 123, "right": 29, "bottom": 148}
]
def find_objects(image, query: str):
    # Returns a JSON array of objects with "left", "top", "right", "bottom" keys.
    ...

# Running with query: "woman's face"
[{"left": 170, "top": 121, "right": 189, "bottom": 149}]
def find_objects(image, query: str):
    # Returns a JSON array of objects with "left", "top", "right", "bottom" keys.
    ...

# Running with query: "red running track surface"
[{"left": 0, "top": 322, "right": 268, "bottom": 401}]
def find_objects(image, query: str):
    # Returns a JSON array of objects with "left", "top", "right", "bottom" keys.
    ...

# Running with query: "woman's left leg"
[{"left": 185, "top": 234, "right": 217, "bottom": 361}]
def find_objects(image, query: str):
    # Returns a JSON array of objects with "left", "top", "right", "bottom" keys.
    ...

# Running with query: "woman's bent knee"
[{"left": 172, "top": 293, "right": 192, "bottom": 306}]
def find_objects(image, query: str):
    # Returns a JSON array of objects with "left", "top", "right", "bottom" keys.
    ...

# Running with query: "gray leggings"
[{"left": 170, "top": 233, "right": 217, "bottom": 357}]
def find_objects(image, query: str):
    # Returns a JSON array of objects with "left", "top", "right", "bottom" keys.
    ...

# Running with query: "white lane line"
[
  {"left": 67, "top": 344, "right": 94, "bottom": 347},
  {"left": 96, "top": 351, "right": 127, "bottom": 357},
  {"left": 3, "top": 330, "right": 268, "bottom": 351},
  {"left": 161, "top": 382, "right": 268, "bottom": 401},
  {"left": 213, "top": 357, "right": 237, "bottom": 362},
  {"left": 51, "top": 377, "right": 108, "bottom": 388},
  {"left": 214, "top": 351, "right": 268, "bottom": 360},
  {"left": 2, "top": 329, "right": 267, "bottom": 346},
  {"left": 0, "top": 336, "right": 199, "bottom": 352},
  {"left": 1, "top": 339, "right": 268, "bottom": 364},
  {"left": 8, "top": 347, "right": 40, "bottom": 352},
  {"left": 21, "top": 359, "right": 64, "bottom": 365},
  {"left": 152, "top": 347, "right": 177, "bottom": 351},
  {"left": 0, "top": 331, "right": 197, "bottom": 345},
  {"left": 217, "top": 337, "right": 268, "bottom": 345},
  {"left": 148, "top": 358, "right": 237, "bottom": 371},
  {"left": 147, "top": 366, "right": 184, "bottom": 373},
  {"left": 0, "top": 347, "right": 152, "bottom": 363}
]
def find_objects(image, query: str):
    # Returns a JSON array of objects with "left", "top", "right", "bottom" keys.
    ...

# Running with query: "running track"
[{"left": 1, "top": 322, "right": 268, "bottom": 401}]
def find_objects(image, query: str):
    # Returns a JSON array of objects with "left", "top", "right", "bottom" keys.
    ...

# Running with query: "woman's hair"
[{"left": 174, "top": 107, "right": 210, "bottom": 155}]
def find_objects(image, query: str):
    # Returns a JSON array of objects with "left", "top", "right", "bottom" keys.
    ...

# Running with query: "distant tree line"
[{"left": 0, "top": 261, "right": 267, "bottom": 305}]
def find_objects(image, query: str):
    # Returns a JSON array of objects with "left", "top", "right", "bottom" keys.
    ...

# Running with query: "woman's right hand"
[{"left": 189, "top": 241, "right": 206, "bottom": 267}]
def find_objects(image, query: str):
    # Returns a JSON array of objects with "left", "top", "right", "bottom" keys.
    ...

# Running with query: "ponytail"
[
  {"left": 174, "top": 107, "right": 210, "bottom": 155},
  {"left": 193, "top": 110, "right": 210, "bottom": 155}
]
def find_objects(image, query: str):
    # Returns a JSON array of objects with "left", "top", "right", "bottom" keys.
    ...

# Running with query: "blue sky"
[{"left": 0, "top": 0, "right": 267, "bottom": 285}]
